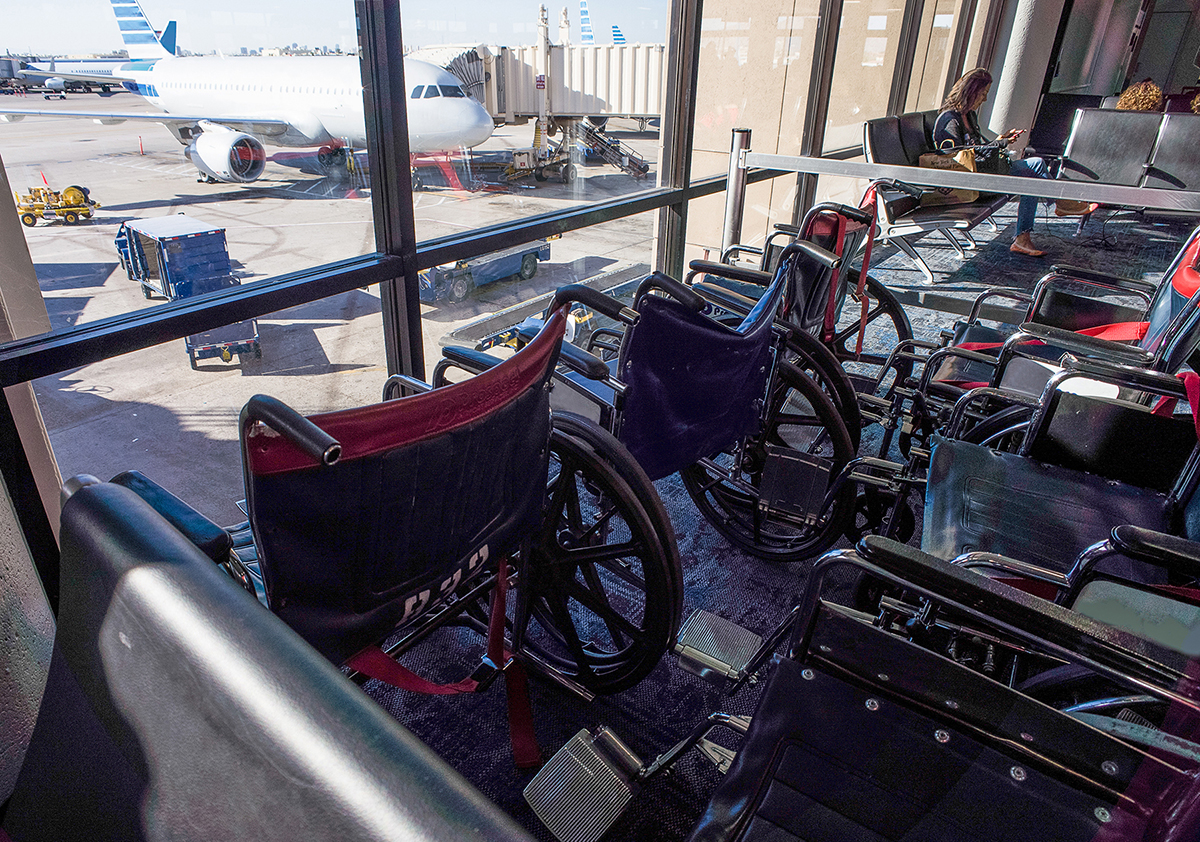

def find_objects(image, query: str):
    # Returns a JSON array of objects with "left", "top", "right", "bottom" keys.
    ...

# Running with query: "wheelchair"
[
  {"left": 526, "top": 530, "right": 1200, "bottom": 842},
  {"left": 101, "top": 287, "right": 684, "bottom": 750},
  {"left": 877, "top": 221, "right": 1200, "bottom": 454},
  {"left": 511, "top": 242, "right": 861, "bottom": 564}
]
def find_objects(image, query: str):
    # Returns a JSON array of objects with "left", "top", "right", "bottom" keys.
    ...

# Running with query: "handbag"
[
  {"left": 973, "top": 142, "right": 1011, "bottom": 175},
  {"left": 917, "top": 150, "right": 979, "bottom": 206}
]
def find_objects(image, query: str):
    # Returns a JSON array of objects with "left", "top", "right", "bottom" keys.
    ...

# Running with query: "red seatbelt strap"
[
  {"left": 821, "top": 212, "right": 849, "bottom": 344},
  {"left": 1075, "top": 321, "right": 1150, "bottom": 342},
  {"left": 346, "top": 556, "right": 542, "bottom": 768},
  {"left": 1151, "top": 372, "right": 1200, "bottom": 442},
  {"left": 853, "top": 185, "right": 879, "bottom": 357}
]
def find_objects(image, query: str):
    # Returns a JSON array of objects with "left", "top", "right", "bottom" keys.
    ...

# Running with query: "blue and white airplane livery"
[{"left": 0, "top": 0, "right": 495, "bottom": 184}]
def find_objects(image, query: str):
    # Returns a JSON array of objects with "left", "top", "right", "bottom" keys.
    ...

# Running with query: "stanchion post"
[{"left": 721, "top": 128, "right": 751, "bottom": 259}]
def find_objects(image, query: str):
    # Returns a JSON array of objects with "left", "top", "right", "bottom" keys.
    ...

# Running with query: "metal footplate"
[
  {"left": 674, "top": 609, "right": 763, "bottom": 684},
  {"left": 524, "top": 727, "right": 644, "bottom": 842},
  {"left": 758, "top": 445, "right": 832, "bottom": 523}
]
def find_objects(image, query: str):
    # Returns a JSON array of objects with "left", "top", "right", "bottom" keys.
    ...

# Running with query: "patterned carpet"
[{"left": 361, "top": 206, "right": 1196, "bottom": 842}]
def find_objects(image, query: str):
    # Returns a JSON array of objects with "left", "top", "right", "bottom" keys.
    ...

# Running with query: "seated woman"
[{"left": 934, "top": 68, "right": 1095, "bottom": 257}]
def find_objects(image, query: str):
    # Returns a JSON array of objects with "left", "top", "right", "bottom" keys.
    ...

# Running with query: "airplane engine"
[
  {"left": 185, "top": 124, "right": 267, "bottom": 183},
  {"left": 45, "top": 78, "right": 66, "bottom": 91}
]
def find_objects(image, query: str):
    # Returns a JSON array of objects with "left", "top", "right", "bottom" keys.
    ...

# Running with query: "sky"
[{"left": 2, "top": 0, "right": 668, "bottom": 56}]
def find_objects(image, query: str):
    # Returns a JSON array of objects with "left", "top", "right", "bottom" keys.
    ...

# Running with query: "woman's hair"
[
  {"left": 1190, "top": 92, "right": 1200, "bottom": 115},
  {"left": 941, "top": 68, "right": 993, "bottom": 114},
  {"left": 1115, "top": 80, "right": 1164, "bottom": 112}
]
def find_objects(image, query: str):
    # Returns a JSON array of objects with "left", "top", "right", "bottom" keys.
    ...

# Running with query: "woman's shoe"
[
  {"left": 1055, "top": 200, "right": 1099, "bottom": 217},
  {"left": 1010, "top": 234, "right": 1046, "bottom": 257}
]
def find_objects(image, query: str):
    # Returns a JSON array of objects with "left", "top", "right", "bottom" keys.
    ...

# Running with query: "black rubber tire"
[
  {"left": 561, "top": 163, "right": 577, "bottom": 185},
  {"left": 62, "top": 211, "right": 79, "bottom": 225},
  {"left": 783, "top": 328, "right": 862, "bottom": 449},
  {"left": 20, "top": 213, "right": 36, "bottom": 227},
  {"left": 519, "top": 253, "right": 538, "bottom": 280},
  {"left": 534, "top": 170, "right": 548, "bottom": 182},
  {"left": 517, "top": 411, "right": 682, "bottom": 694},
  {"left": 680, "top": 359, "right": 856, "bottom": 563},
  {"left": 825, "top": 271, "right": 913, "bottom": 390},
  {"left": 959, "top": 404, "right": 1034, "bottom": 452},
  {"left": 447, "top": 276, "right": 472, "bottom": 303}
]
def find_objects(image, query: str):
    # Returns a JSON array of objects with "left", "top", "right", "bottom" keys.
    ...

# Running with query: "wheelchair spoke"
[{"left": 514, "top": 413, "right": 682, "bottom": 694}]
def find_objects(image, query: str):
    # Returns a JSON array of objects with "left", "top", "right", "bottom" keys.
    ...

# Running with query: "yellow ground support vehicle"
[{"left": 16, "top": 185, "right": 100, "bottom": 227}]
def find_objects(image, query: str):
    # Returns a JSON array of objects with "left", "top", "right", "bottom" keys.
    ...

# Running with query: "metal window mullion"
[
  {"left": 0, "top": 389, "right": 58, "bottom": 613},
  {"left": 889, "top": 0, "right": 927, "bottom": 116},
  {"left": 357, "top": 0, "right": 423, "bottom": 379},
  {"left": 655, "top": 0, "right": 706, "bottom": 280},
  {"left": 795, "top": 0, "right": 845, "bottom": 218},
  {"left": 944, "top": 0, "right": 978, "bottom": 94}
]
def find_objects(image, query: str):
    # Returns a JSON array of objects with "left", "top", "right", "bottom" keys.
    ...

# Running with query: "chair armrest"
[
  {"left": 838, "top": 537, "right": 1198, "bottom": 700},
  {"left": 636, "top": 271, "right": 708, "bottom": 311},
  {"left": 687, "top": 260, "right": 773, "bottom": 288},
  {"left": 109, "top": 470, "right": 232, "bottom": 564},
  {"left": 1046, "top": 265, "right": 1156, "bottom": 294},
  {"left": 688, "top": 281, "right": 758, "bottom": 318},
  {"left": 513, "top": 327, "right": 612, "bottom": 380},
  {"left": 1005, "top": 323, "right": 1155, "bottom": 367},
  {"left": 1110, "top": 525, "right": 1200, "bottom": 581}
]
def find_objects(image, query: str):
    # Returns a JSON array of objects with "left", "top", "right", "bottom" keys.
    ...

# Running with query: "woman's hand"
[{"left": 999, "top": 128, "right": 1026, "bottom": 142}]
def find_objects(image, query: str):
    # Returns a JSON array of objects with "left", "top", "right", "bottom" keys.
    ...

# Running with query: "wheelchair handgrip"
[
  {"left": 875, "top": 178, "right": 924, "bottom": 199},
  {"left": 552, "top": 284, "right": 638, "bottom": 326},
  {"left": 687, "top": 260, "right": 773, "bottom": 287},
  {"left": 636, "top": 271, "right": 707, "bottom": 312},
  {"left": 778, "top": 240, "right": 842, "bottom": 270},
  {"left": 826, "top": 203, "right": 874, "bottom": 226},
  {"left": 243, "top": 395, "right": 341, "bottom": 466},
  {"left": 1110, "top": 525, "right": 1200, "bottom": 581}
]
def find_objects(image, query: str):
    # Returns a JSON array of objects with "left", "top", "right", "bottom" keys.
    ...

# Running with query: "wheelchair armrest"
[
  {"left": 1109, "top": 525, "right": 1200, "bottom": 581},
  {"left": 442, "top": 345, "right": 503, "bottom": 374},
  {"left": 552, "top": 283, "right": 638, "bottom": 326},
  {"left": 967, "top": 288, "right": 1033, "bottom": 323},
  {"left": 108, "top": 470, "right": 233, "bottom": 564},
  {"left": 1006, "top": 323, "right": 1155, "bottom": 367},
  {"left": 1058, "top": 353, "right": 1189, "bottom": 399},
  {"left": 242, "top": 394, "right": 341, "bottom": 466},
  {"left": 844, "top": 537, "right": 1197, "bottom": 698},
  {"left": 513, "top": 325, "right": 612, "bottom": 380},
  {"left": 1045, "top": 265, "right": 1156, "bottom": 295},
  {"left": 689, "top": 281, "right": 758, "bottom": 318},
  {"left": 687, "top": 260, "right": 773, "bottom": 288}
]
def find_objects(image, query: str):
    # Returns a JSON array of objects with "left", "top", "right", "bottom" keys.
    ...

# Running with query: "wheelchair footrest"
[
  {"left": 524, "top": 727, "right": 643, "bottom": 842},
  {"left": 757, "top": 445, "right": 832, "bottom": 524},
  {"left": 673, "top": 609, "right": 763, "bottom": 684}
]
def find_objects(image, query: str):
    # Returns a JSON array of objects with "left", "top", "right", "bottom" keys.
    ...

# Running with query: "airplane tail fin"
[
  {"left": 579, "top": 0, "right": 595, "bottom": 44},
  {"left": 110, "top": 0, "right": 175, "bottom": 60},
  {"left": 612, "top": 25, "right": 626, "bottom": 44}
]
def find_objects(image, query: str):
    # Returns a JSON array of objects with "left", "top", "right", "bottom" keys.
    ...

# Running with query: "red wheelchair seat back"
[
  {"left": 241, "top": 311, "right": 566, "bottom": 663},
  {"left": 1142, "top": 232, "right": 1200, "bottom": 358},
  {"left": 615, "top": 259, "right": 791, "bottom": 481},
  {"left": 782, "top": 206, "right": 872, "bottom": 338}
]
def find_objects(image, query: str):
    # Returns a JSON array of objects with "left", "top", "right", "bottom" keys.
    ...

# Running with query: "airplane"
[
  {"left": 0, "top": 3, "right": 494, "bottom": 184},
  {"left": 18, "top": 0, "right": 176, "bottom": 93}
]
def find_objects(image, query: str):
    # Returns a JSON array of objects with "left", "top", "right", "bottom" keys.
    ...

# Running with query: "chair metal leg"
[
  {"left": 960, "top": 229, "right": 979, "bottom": 250},
  {"left": 938, "top": 229, "right": 967, "bottom": 257},
  {"left": 891, "top": 237, "right": 937, "bottom": 285}
]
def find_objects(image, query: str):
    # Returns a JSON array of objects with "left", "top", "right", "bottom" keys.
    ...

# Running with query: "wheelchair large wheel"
[
  {"left": 680, "top": 359, "right": 856, "bottom": 563},
  {"left": 826, "top": 272, "right": 913, "bottom": 391},
  {"left": 516, "top": 412, "right": 683, "bottom": 695},
  {"left": 783, "top": 328, "right": 862, "bottom": 449}
]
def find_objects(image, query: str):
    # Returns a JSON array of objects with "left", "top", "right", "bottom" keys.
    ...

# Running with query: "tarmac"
[{"left": 1, "top": 91, "right": 662, "bottom": 523}]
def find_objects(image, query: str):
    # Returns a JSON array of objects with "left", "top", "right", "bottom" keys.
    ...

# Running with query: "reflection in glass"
[{"left": 823, "top": 0, "right": 904, "bottom": 151}]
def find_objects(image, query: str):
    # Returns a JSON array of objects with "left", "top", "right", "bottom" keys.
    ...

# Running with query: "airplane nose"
[{"left": 464, "top": 102, "right": 495, "bottom": 147}]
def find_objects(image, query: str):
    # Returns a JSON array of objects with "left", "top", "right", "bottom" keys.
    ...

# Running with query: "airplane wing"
[
  {"left": 18, "top": 68, "right": 139, "bottom": 84},
  {"left": 0, "top": 108, "right": 292, "bottom": 140}
]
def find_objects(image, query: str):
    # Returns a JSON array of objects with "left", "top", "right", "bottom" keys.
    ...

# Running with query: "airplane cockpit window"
[
  {"left": 410, "top": 85, "right": 424, "bottom": 98},
  {"left": 423, "top": 86, "right": 441, "bottom": 98},
  {"left": 439, "top": 86, "right": 466, "bottom": 97}
]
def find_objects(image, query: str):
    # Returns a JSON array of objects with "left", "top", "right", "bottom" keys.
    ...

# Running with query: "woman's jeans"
[{"left": 1008, "top": 155, "right": 1050, "bottom": 236}]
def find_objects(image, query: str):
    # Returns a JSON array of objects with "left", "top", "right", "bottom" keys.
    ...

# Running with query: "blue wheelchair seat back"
[{"left": 616, "top": 259, "right": 790, "bottom": 481}]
